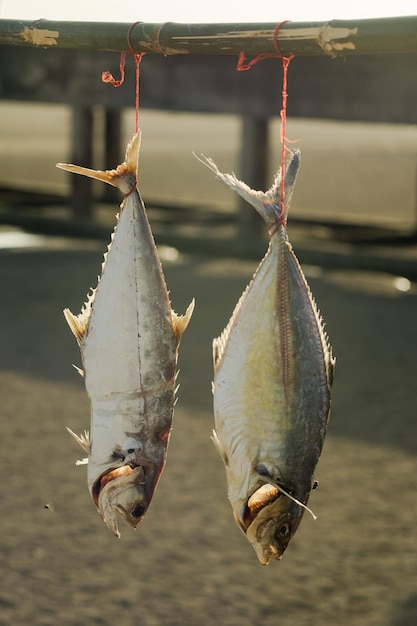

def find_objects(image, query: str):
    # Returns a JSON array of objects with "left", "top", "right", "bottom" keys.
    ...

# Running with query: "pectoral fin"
[{"left": 211, "top": 429, "right": 228, "bottom": 466}]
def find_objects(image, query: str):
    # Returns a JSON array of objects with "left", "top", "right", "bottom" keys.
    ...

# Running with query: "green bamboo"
[{"left": 0, "top": 16, "right": 416, "bottom": 56}]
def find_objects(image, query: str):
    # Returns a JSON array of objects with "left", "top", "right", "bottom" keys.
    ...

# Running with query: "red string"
[
  {"left": 102, "top": 50, "right": 128, "bottom": 87},
  {"left": 236, "top": 21, "right": 292, "bottom": 70},
  {"left": 237, "top": 51, "right": 277, "bottom": 71},
  {"left": 237, "top": 21, "right": 294, "bottom": 229},
  {"left": 101, "top": 22, "right": 145, "bottom": 134},
  {"left": 124, "top": 182, "right": 138, "bottom": 198},
  {"left": 278, "top": 55, "right": 292, "bottom": 225}
]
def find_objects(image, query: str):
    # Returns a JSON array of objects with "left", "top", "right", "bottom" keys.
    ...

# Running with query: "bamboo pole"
[{"left": 0, "top": 16, "right": 416, "bottom": 56}]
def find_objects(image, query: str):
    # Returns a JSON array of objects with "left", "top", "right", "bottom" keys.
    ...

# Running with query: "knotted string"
[
  {"left": 237, "top": 21, "right": 294, "bottom": 227},
  {"left": 102, "top": 22, "right": 146, "bottom": 134}
]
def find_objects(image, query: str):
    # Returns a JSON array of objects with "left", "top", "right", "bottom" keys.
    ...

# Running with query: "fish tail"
[
  {"left": 195, "top": 150, "right": 300, "bottom": 230},
  {"left": 57, "top": 131, "right": 141, "bottom": 196},
  {"left": 269, "top": 149, "right": 300, "bottom": 227}
]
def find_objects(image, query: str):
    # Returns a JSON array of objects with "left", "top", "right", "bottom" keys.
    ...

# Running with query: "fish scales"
[
  {"left": 81, "top": 181, "right": 175, "bottom": 505},
  {"left": 58, "top": 132, "right": 194, "bottom": 537},
  {"left": 84, "top": 193, "right": 175, "bottom": 397},
  {"left": 197, "top": 150, "right": 334, "bottom": 565}
]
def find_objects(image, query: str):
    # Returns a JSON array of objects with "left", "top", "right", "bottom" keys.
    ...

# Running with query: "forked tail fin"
[
  {"left": 194, "top": 150, "right": 300, "bottom": 231},
  {"left": 57, "top": 132, "right": 141, "bottom": 196}
]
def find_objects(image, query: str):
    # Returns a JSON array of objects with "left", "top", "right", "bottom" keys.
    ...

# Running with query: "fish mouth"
[
  {"left": 236, "top": 483, "right": 298, "bottom": 565},
  {"left": 236, "top": 483, "right": 281, "bottom": 532},
  {"left": 246, "top": 484, "right": 281, "bottom": 528},
  {"left": 92, "top": 465, "right": 147, "bottom": 538}
]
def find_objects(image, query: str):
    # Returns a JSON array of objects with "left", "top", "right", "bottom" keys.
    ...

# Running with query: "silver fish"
[
  {"left": 197, "top": 150, "right": 335, "bottom": 564},
  {"left": 57, "top": 132, "right": 194, "bottom": 537}
]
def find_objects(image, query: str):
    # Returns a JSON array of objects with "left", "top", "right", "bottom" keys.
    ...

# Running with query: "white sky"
[{"left": 0, "top": 0, "right": 415, "bottom": 23}]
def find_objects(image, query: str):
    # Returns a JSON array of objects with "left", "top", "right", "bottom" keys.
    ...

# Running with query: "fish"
[
  {"left": 57, "top": 132, "right": 194, "bottom": 537},
  {"left": 196, "top": 150, "right": 335, "bottom": 564}
]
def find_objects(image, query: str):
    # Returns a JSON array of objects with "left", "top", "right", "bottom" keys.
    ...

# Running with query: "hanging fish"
[
  {"left": 57, "top": 132, "right": 194, "bottom": 537},
  {"left": 196, "top": 150, "right": 335, "bottom": 564}
]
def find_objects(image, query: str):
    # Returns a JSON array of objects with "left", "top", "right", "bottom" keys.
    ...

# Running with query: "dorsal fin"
[
  {"left": 63, "top": 307, "right": 89, "bottom": 347},
  {"left": 63, "top": 287, "right": 96, "bottom": 347},
  {"left": 171, "top": 299, "right": 195, "bottom": 345}
]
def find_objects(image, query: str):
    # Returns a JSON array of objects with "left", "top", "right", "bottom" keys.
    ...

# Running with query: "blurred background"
[
  {"left": 1, "top": 104, "right": 417, "bottom": 229},
  {"left": 0, "top": 6, "right": 417, "bottom": 626}
]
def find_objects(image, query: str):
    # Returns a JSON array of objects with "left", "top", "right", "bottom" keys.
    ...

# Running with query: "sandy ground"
[{"left": 0, "top": 231, "right": 416, "bottom": 626}]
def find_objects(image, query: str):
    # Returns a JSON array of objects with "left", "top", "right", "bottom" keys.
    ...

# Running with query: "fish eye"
[
  {"left": 112, "top": 451, "right": 125, "bottom": 462},
  {"left": 255, "top": 463, "right": 271, "bottom": 478},
  {"left": 132, "top": 504, "right": 146, "bottom": 519},
  {"left": 277, "top": 523, "right": 290, "bottom": 538}
]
